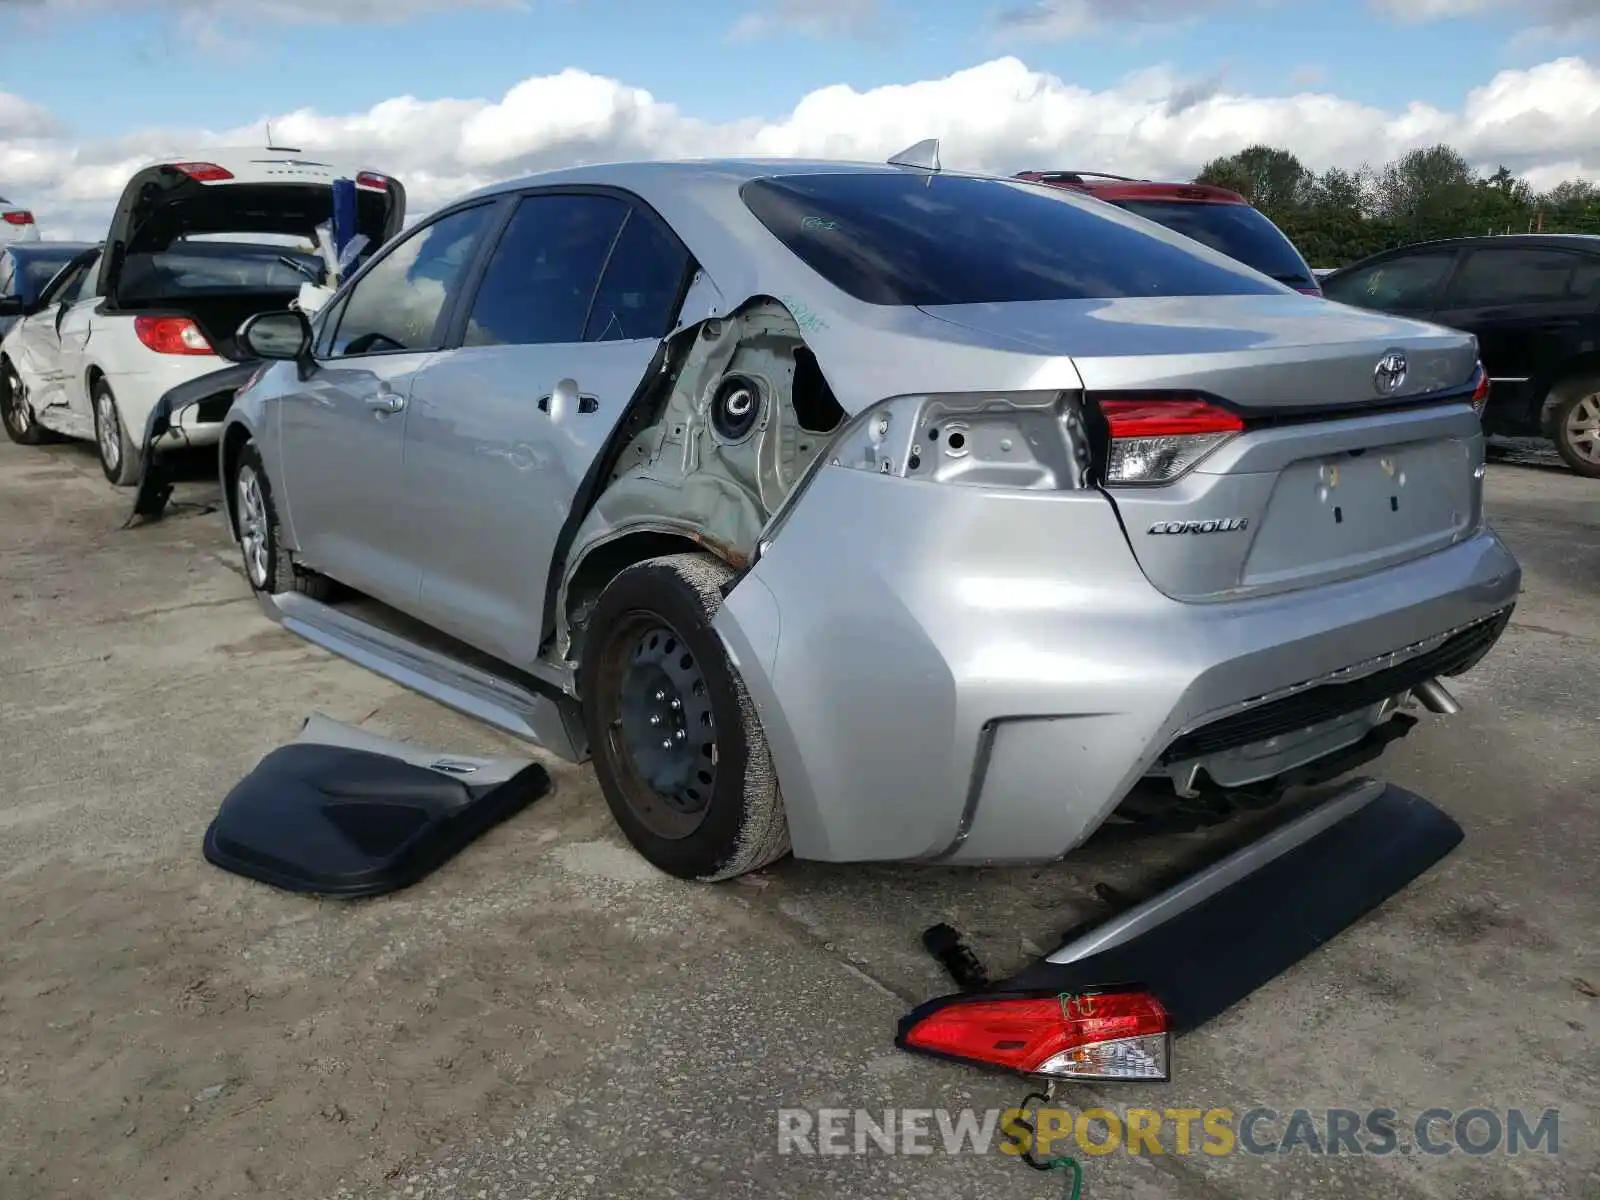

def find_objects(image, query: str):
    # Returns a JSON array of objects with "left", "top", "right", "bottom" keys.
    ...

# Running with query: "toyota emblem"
[{"left": 1373, "top": 352, "right": 1408, "bottom": 395}]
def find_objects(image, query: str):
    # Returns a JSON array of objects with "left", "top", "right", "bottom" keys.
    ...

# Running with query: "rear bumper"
[
  {"left": 713, "top": 466, "right": 1520, "bottom": 865},
  {"left": 130, "top": 361, "right": 256, "bottom": 521}
]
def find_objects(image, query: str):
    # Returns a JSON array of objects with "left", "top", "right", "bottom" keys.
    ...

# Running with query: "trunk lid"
[
  {"left": 96, "top": 150, "right": 407, "bottom": 306},
  {"left": 922, "top": 295, "right": 1486, "bottom": 601}
]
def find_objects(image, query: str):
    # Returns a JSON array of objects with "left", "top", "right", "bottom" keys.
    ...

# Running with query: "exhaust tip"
[{"left": 1413, "top": 678, "right": 1462, "bottom": 715}]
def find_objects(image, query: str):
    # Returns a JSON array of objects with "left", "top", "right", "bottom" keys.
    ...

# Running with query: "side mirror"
[{"left": 239, "top": 309, "right": 312, "bottom": 362}]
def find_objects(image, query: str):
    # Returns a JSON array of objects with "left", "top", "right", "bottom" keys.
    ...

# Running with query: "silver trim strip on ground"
[
  {"left": 265, "top": 591, "right": 589, "bottom": 762},
  {"left": 1044, "top": 777, "right": 1387, "bottom": 965}
]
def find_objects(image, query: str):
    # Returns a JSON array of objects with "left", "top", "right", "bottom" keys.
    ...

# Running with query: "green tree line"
[{"left": 1193, "top": 144, "right": 1600, "bottom": 269}]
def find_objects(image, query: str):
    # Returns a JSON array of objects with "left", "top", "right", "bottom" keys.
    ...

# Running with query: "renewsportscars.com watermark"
[{"left": 777, "top": 1106, "right": 1561, "bottom": 1159}]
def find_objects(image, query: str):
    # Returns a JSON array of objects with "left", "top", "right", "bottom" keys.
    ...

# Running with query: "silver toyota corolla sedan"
[{"left": 219, "top": 154, "right": 1521, "bottom": 881}]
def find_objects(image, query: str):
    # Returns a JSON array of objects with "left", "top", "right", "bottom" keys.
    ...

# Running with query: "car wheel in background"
[
  {"left": 91, "top": 378, "right": 139, "bottom": 486},
  {"left": 580, "top": 551, "right": 791, "bottom": 882},
  {"left": 1550, "top": 378, "right": 1600, "bottom": 479},
  {"left": 1, "top": 357, "right": 52, "bottom": 446},
  {"left": 230, "top": 441, "right": 337, "bottom": 601}
]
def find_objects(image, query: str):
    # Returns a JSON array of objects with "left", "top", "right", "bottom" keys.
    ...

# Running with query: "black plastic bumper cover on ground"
[
  {"left": 897, "top": 782, "right": 1463, "bottom": 1063},
  {"left": 202, "top": 743, "right": 551, "bottom": 897},
  {"left": 129, "top": 361, "right": 259, "bottom": 524}
]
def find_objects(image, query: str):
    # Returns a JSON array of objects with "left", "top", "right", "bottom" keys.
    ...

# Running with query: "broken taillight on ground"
[{"left": 896, "top": 989, "right": 1171, "bottom": 1082}]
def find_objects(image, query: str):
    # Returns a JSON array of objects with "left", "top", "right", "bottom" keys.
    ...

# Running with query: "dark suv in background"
[
  {"left": 1016, "top": 171, "right": 1322, "bottom": 296},
  {"left": 1322, "top": 234, "right": 1600, "bottom": 477}
]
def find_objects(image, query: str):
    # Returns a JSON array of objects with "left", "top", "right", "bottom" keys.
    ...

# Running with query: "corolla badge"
[
  {"left": 1147, "top": 518, "right": 1250, "bottom": 535},
  {"left": 1373, "top": 351, "right": 1408, "bottom": 395}
]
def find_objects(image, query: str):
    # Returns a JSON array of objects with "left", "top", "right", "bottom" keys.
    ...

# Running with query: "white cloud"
[
  {"left": 728, "top": 0, "right": 882, "bottom": 40},
  {"left": 992, "top": 0, "right": 1233, "bottom": 38},
  {"left": 1371, "top": 0, "right": 1600, "bottom": 36},
  {"left": 0, "top": 0, "right": 525, "bottom": 23},
  {"left": 5, "top": 54, "right": 1600, "bottom": 239}
]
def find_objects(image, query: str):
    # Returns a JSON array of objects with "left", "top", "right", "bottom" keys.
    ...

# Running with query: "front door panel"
[{"left": 276, "top": 351, "right": 436, "bottom": 606}]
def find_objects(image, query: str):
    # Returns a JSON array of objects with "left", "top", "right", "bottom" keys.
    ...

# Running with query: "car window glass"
[
  {"left": 1322, "top": 252, "right": 1455, "bottom": 311},
  {"left": 0, "top": 254, "right": 14, "bottom": 297},
  {"left": 330, "top": 204, "right": 495, "bottom": 358},
  {"left": 38, "top": 262, "right": 88, "bottom": 308},
  {"left": 740, "top": 172, "right": 1280, "bottom": 306},
  {"left": 462, "top": 194, "right": 627, "bottom": 348},
  {"left": 1109, "top": 199, "right": 1314, "bottom": 286},
  {"left": 60, "top": 264, "right": 95, "bottom": 306},
  {"left": 583, "top": 212, "right": 691, "bottom": 342},
  {"left": 1570, "top": 256, "right": 1600, "bottom": 300},
  {"left": 1444, "top": 247, "right": 1591, "bottom": 307}
]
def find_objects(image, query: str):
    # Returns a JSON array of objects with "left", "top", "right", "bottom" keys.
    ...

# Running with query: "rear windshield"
[
  {"left": 117, "top": 243, "right": 326, "bottom": 299},
  {"left": 740, "top": 172, "right": 1281, "bottom": 307},
  {"left": 1106, "top": 199, "right": 1314, "bottom": 287}
]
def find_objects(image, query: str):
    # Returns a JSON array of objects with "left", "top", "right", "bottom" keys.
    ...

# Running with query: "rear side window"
[
  {"left": 1323, "top": 251, "right": 1457, "bottom": 312},
  {"left": 1107, "top": 199, "right": 1314, "bottom": 287},
  {"left": 740, "top": 172, "right": 1279, "bottom": 307},
  {"left": 1442, "top": 247, "right": 1600, "bottom": 307},
  {"left": 584, "top": 211, "right": 691, "bottom": 342},
  {"left": 330, "top": 202, "right": 495, "bottom": 357},
  {"left": 463, "top": 193, "right": 628, "bottom": 348}
]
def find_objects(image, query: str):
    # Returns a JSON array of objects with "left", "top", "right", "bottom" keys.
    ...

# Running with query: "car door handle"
[
  {"left": 537, "top": 388, "right": 598, "bottom": 415},
  {"left": 365, "top": 390, "right": 405, "bottom": 414}
]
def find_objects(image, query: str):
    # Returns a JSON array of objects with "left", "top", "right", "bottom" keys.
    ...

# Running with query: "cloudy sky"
[{"left": 1, "top": 0, "right": 1598, "bottom": 237}]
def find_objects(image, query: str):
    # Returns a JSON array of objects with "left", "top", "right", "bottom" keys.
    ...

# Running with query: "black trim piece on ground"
[
  {"left": 896, "top": 782, "right": 1463, "bottom": 1068},
  {"left": 202, "top": 742, "right": 552, "bottom": 898},
  {"left": 128, "top": 361, "right": 259, "bottom": 524}
]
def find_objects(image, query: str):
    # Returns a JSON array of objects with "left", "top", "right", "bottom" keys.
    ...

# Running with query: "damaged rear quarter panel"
[{"left": 557, "top": 297, "right": 846, "bottom": 658}]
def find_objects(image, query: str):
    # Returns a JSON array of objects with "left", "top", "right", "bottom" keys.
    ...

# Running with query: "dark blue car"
[{"left": 0, "top": 241, "right": 99, "bottom": 339}]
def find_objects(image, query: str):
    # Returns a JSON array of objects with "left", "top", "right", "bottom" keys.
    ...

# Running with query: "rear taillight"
[
  {"left": 2, "top": 211, "right": 34, "bottom": 226},
  {"left": 135, "top": 315, "right": 214, "bottom": 356},
  {"left": 355, "top": 172, "right": 390, "bottom": 192},
  {"left": 1470, "top": 363, "right": 1490, "bottom": 416},
  {"left": 171, "top": 162, "right": 234, "bottom": 182},
  {"left": 1096, "top": 395, "right": 1244, "bottom": 485},
  {"left": 898, "top": 990, "right": 1171, "bottom": 1081}
]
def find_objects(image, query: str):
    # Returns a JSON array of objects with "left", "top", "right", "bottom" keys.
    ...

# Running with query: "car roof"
[
  {"left": 456, "top": 156, "right": 940, "bottom": 204},
  {"left": 1358, "top": 233, "right": 1600, "bottom": 256},
  {"left": 4, "top": 240, "right": 97, "bottom": 258}
]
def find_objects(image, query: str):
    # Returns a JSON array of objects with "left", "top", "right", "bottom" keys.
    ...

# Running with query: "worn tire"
[
  {"left": 230, "top": 441, "right": 337, "bottom": 600},
  {"left": 91, "top": 377, "right": 139, "bottom": 486},
  {"left": 1, "top": 356, "right": 52, "bottom": 446},
  {"left": 580, "top": 552, "right": 790, "bottom": 881},
  {"left": 1548, "top": 376, "right": 1600, "bottom": 479}
]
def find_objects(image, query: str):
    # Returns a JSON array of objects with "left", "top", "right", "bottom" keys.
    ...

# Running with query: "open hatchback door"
[{"left": 119, "top": 150, "right": 406, "bottom": 522}]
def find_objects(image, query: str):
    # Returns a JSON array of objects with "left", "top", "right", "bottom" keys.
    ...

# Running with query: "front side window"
[
  {"left": 1322, "top": 251, "right": 1457, "bottom": 312},
  {"left": 740, "top": 171, "right": 1281, "bottom": 307},
  {"left": 463, "top": 193, "right": 628, "bottom": 348},
  {"left": 330, "top": 203, "right": 495, "bottom": 358},
  {"left": 0, "top": 253, "right": 14, "bottom": 298}
]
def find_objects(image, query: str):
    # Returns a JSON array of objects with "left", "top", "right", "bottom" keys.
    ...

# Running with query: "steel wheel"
[
  {"left": 1560, "top": 392, "right": 1600, "bottom": 471},
  {"left": 598, "top": 613, "right": 719, "bottom": 840},
  {"left": 95, "top": 390, "right": 121, "bottom": 473},
  {"left": 235, "top": 463, "right": 271, "bottom": 589},
  {"left": 2, "top": 361, "right": 30, "bottom": 436}
]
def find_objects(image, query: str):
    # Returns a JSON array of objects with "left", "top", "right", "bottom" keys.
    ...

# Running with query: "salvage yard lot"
[{"left": 0, "top": 439, "right": 1595, "bottom": 1200}]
